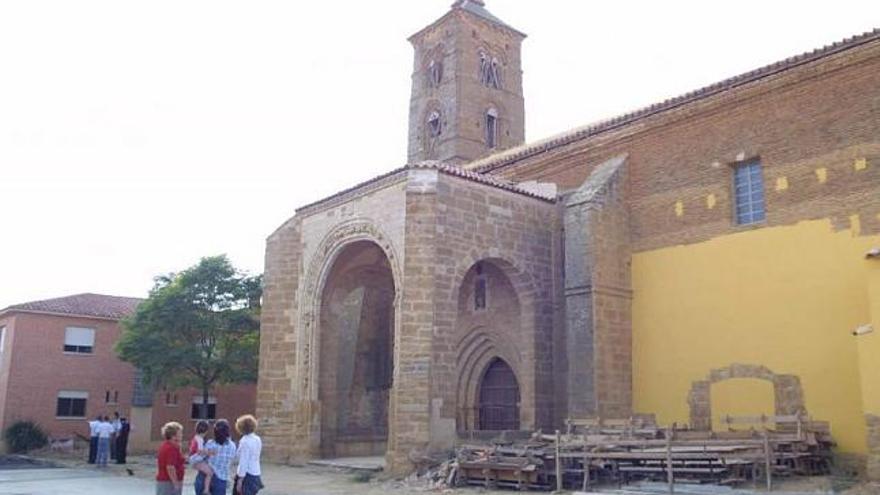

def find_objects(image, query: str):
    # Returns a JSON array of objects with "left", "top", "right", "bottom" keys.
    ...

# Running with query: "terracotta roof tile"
[
  {"left": 471, "top": 28, "right": 880, "bottom": 173},
  {"left": 294, "top": 161, "right": 556, "bottom": 216},
  {"left": 3, "top": 293, "right": 143, "bottom": 320}
]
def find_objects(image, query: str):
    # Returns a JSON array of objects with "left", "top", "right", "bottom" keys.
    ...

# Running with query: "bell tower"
[{"left": 407, "top": 0, "right": 526, "bottom": 165}]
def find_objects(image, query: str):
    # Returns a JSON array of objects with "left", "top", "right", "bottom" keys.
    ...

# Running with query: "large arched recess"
[
  {"left": 316, "top": 240, "right": 396, "bottom": 457},
  {"left": 453, "top": 258, "right": 538, "bottom": 432}
]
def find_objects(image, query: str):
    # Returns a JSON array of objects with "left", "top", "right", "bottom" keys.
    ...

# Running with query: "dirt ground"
[{"left": 30, "top": 449, "right": 879, "bottom": 494}]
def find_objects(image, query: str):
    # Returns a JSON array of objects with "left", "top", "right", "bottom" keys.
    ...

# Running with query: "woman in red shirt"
[{"left": 156, "top": 421, "right": 185, "bottom": 495}]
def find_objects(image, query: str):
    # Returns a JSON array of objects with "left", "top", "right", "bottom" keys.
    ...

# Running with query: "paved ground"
[
  {"left": 7, "top": 453, "right": 442, "bottom": 495},
  {"left": 2, "top": 452, "right": 874, "bottom": 495},
  {"left": 0, "top": 468, "right": 156, "bottom": 494}
]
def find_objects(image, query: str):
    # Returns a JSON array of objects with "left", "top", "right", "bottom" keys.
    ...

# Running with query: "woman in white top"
[{"left": 235, "top": 414, "right": 264, "bottom": 495}]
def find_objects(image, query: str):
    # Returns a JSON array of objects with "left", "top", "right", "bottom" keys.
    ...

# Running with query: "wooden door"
[{"left": 478, "top": 358, "right": 520, "bottom": 430}]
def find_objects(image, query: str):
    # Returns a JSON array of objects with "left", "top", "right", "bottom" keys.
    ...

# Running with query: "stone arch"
[
  {"left": 296, "top": 219, "right": 402, "bottom": 403},
  {"left": 455, "top": 328, "right": 522, "bottom": 431},
  {"left": 452, "top": 256, "right": 539, "bottom": 431},
  {"left": 687, "top": 363, "right": 806, "bottom": 430},
  {"left": 315, "top": 240, "right": 396, "bottom": 457}
]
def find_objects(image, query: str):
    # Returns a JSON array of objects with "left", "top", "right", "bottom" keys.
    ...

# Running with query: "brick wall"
[
  {"left": 0, "top": 312, "right": 256, "bottom": 445},
  {"left": 491, "top": 42, "right": 880, "bottom": 251},
  {"left": 1, "top": 313, "right": 135, "bottom": 439},
  {"left": 148, "top": 384, "right": 256, "bottom": 441}
]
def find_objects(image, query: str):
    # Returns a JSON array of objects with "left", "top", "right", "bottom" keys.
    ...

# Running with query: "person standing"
[
  {"left": 87, "top": 415, "right": 101, "bottom": 464},
  {"left": 110, "top": 411, "right": 121, "bottom": 460},
  {"left": 194, "top": 420, "right": 236, "bottom": 495},
  {"left": 115, "top": 417, "right": 131, "bottom": 464},
  {"left": 234, "top": 415, "right": 263, "bottom": 495},
  {"left": 95, "top": 416, "right": 114, "bottom": 467},
  {"left": 156, "top": 422, "right": 185, "bottom": 495}
]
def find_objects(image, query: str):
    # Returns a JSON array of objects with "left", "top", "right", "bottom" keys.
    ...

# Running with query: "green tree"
[{"left": 117, "top": 255, "right": 262, "bottom": 419}]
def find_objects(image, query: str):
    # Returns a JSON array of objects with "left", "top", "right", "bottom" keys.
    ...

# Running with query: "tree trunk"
[{"left": 200, "top": 384, "right": 211, "bottom": 420}]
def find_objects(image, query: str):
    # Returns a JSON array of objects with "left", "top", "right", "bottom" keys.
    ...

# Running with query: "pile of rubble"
[{"left": 419, "top": 414, "right": 834, "bottom": 492}]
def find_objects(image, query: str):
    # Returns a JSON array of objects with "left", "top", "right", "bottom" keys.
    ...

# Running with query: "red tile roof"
[
  {"left": 471, "top": 28, "right": 880, "bottom": 174},
  {"left": 294, "top": 160, "right": 555, "bottom": 216},
  {"left": 2, "top": 293, "right": 143, "bottom": 320}
]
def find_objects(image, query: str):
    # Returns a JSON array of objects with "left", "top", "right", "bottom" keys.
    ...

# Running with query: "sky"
[{"left": 0, "top": 0, "right": 878, "bottom": 308}]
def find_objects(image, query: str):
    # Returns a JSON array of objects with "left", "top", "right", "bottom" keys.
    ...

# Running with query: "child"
[{"left": 189, "top": 420, "right": 214, "bottom": 495}]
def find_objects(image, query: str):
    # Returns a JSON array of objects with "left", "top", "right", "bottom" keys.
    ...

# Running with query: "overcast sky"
[{"left": 1, "top": 0, "right": 878, "bottom": 308}]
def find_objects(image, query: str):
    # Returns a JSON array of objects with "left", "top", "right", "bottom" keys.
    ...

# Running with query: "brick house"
[
  {"left": 0, "top": 293, "right": 256, "bottom": 449},
  {"left": 257, "top": 0, "right": 880, "bottom": 476}
]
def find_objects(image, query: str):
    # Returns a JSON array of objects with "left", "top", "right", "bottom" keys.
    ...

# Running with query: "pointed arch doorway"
[{"left": 478, "top": 358, "right": 520, "bottom": 431}]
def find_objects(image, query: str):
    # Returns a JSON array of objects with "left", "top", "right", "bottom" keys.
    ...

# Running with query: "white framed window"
[
  {"left": 733, "top": 159, "right": 766, "bottom": 225},
  {"left": 165, "top": 391, "right": 179, "bottom": 407},
  {"left": 64, "top": 327, "right": 95, "bottom": 354},
  {"left": 56, "top": 390, "right": 88, "bottom": 418},
  {"left": 0, "top": 326, "right": 6, "bottom": 363},
  {"left": 191, "top": 396, "right": 217, "bottom": 420}
]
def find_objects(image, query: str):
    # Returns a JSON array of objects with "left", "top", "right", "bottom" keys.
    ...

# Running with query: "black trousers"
[
  {"left": 115, "top": 435, "right": 128, "bottom": 464},
  {"left": 87, "top": 436, "right": 97, "bottom": 464}
]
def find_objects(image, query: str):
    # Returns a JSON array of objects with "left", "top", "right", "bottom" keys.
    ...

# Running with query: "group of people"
[
  {"left": 87, "top": 412, "right": 131, "bottom": 466},
  {"left": 156, "top": 414, "right": 263, "bottom": 495}
]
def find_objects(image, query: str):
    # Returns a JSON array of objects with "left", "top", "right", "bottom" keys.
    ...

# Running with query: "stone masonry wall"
[
  {"left": 563, "top": 156, "right": 632, "bottom": 419},
  {"left": 430, "top": 172, "right": 558, "bottom": 441},
  {"left": 255, "top": 218, "right": 303, "bottom": 463}
]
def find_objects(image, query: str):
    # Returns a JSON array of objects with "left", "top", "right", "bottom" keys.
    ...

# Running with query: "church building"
[{"left": 256, "top": 0, "right": 880, "bottom": 476}]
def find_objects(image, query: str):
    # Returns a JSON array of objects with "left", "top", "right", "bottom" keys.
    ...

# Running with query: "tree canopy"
[{"left": 116, "top": 255, "right": 262, "bottom": 417}]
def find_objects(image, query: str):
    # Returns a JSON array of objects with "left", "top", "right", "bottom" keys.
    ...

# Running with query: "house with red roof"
[{"left": 0, "top": 293, "right": 255, "bottom": 451}]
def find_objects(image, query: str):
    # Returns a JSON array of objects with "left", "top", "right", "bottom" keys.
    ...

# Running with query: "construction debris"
[{"left": 448, "top": 414, "right": 834, "bottom": 492}]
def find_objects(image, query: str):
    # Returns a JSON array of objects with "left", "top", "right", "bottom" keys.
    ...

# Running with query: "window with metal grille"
[
  {"left": 56, "top": 391, "right": 88, "bottom": 418},
  {"left": 733, "top": 160, "right": 766, "bottom": 225},
  {"left": 191, "top": 396, "right": 217, "bottom": 420}
]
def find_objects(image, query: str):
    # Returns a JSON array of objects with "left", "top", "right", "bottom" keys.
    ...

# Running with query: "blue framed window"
[{"left": 733, "top": 160, "right": 765, "bottom": 225}]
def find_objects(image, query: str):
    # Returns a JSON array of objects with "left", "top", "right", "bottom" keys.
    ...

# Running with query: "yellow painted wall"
[
  {"left": 711, "top": 378, "right": 775, "bottom": 431},
  {"left": 632, "top": 219, "right": 880, "bottom": 453},
  {"left": 857, "top": 259, "right": 880, "bottom": 416}
]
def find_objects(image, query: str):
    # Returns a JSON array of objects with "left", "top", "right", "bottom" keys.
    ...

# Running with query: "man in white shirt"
[
  {"left": 87, "top": 416, "right": 101, "bottom": 464},
  {"left": 95, "top": 416, "right": 114, "bottom": 467},
  {"left": 110, "top": 412, "right": 121, "bottom": 460}
]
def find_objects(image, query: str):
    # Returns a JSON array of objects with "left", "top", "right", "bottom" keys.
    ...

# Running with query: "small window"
[
  {"left": 64, "top": 327, "right": 95, "bottom": 354},
  {"left": 427, "top": 110, "right": 442, "bottom": 138},
  {"left": 165, "top": 392, "right": 179, "bottom": 406},
  {"left": 105, "top": 390, "right": 118, "bottom": 405},
  {"left": 733, "top": 160, "right": 766, "bottom": 225},
  {"left": 485, "top": 109, "right": 498, "bottom": 149},
  {"left": 57, "top": 391, "right": 88, "bottom": 418},
  {"left": 474, "top": 263, "right": 488, "bottom": 311},
  {"left": 0, "top": 326, "right": 5, "bottom": 365},
  {"left": 191, "top": 396, "right": 217, "bottom": 420}
]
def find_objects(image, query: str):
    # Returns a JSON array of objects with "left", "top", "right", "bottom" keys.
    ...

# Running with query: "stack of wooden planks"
[{"left": 453, "top": 414, "right": 834, "bottom": 492}]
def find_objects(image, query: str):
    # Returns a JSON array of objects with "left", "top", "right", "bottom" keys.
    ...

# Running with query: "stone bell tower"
[{"left": 407, "top": 0, "right": 526, "bottom": 165}]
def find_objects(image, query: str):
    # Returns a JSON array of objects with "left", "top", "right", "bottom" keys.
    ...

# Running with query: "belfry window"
[
  {"left": 427, "top": 110, "right": 442, "bottom": 138},
  {"left": 733, "top": 159, "right": 766, "bottom": 225},
  {"left": 485, "top": 108, "right": 498, "bottom": 149},
  {"left": 478, "top": 50, "right": 502, "bottom": 89},
  {"left": 474, "top": 263, "right": 487, "bottom": 310}
]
